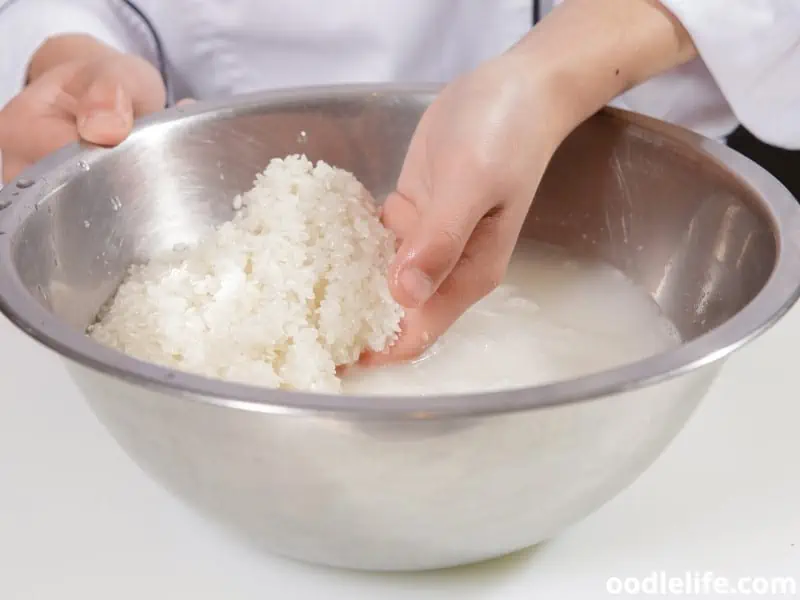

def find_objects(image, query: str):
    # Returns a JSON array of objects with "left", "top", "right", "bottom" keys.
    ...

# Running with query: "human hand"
[
  {"left": 0, "top": 35, "right": 165, "bottom": 183},
  {"left": 364, "top": 55, "right": 571, "bottom": 366},
  {"left": 368, "top": 0, "right": 697, "bottom": 365}
]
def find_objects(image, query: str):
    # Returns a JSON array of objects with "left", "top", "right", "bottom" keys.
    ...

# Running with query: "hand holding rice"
[{"left": 88, "top": 155, "right": 404, "bottom": 393}]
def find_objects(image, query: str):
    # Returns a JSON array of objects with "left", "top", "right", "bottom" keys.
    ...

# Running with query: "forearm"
[
  {"left": 506, "top": 0, "right": 697, "bottom": 135},
  {"left": 28, "top": 34, "right": 120, "bottom": 83}
]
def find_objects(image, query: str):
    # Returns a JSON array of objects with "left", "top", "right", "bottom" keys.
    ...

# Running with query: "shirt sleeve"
[
  {"left": 620, "top": 0, "right": 800, "bottom": 150},
  {"left": 0, "top": 0, "right": 159, "bottom": 109}
]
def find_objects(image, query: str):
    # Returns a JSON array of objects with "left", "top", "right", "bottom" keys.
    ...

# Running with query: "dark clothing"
[{"left": 727, "top": 127, "right": 800, "bottom": 202}]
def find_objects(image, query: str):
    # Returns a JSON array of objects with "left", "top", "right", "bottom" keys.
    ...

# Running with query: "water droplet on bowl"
[
  {"left": 110, "top": 196, "right": 122, "bottom": 211},
  {"left": 84, "top": 220, "right": 91, "bottom": 228},
  {"left": 78, "top": 161, "right": 90, "bottom": 171},
  {"left": 15, "top": 178, "right": 35, "bottom": 189},
  {"left": 0, "top": 199, "right": 11, "bottom": 211}
]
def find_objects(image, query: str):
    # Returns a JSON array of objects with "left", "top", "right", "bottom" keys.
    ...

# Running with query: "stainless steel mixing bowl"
[{"left": 1, "top": 85, "right": 799, "bottom": 572}]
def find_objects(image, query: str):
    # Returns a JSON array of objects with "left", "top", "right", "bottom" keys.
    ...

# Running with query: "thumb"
[
  {"left": 388, "top": 192, "right": 482, "bottom": 309},
  {"left": 75, "top": 75, "right": 134, "bottom": 146}
]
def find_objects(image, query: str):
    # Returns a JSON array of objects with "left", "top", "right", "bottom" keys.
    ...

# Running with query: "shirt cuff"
[
  {"left": 656, "top": 0, "right": 800, "bottom": 150},
  {"left": 613, "top": 58, "right": 739, "bottom": 144}
]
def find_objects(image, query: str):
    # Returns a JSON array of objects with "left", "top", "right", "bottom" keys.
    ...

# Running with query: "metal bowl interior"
[
  {"left": 0, "top": 85, "right": 798, "bottom": 416},
  {"left": 1, "top": 85, "right": 800, "bottom": 571}
]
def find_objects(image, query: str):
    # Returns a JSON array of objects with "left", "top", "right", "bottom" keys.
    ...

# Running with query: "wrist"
[
  {"left": 27, "top": 34, "right": 119, "bottom": 83},
  {"left": 505, "top": 0, "right": 697, "bottom": 133}
]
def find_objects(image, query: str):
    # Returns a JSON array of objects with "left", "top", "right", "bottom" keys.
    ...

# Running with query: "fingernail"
[
  {"left": 399, "top": 267, "right": 434, "bottom": 306},
  {"left": 81, "top": 110, "right": 127, "bottom": 133}
]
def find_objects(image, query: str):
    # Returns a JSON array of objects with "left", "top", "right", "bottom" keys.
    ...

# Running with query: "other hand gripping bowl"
[{"left": 1, "top": 85, "right": 799, "bottom": 572}]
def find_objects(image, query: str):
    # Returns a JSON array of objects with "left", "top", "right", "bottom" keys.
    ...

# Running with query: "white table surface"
[{"left": 1, "top": 304, "right": 798, "bottom": 600}]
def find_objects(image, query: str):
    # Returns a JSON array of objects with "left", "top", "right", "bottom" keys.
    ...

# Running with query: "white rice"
[{"left": 88, "top": 154, "right": 404, "bottom": 393}]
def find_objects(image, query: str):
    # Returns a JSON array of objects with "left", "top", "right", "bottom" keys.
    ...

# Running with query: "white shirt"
[{"left": 0, "top": 0, "right": 799, "bottom": 149}]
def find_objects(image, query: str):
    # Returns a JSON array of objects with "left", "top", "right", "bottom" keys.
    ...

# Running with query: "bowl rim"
[{"left": 1, "top": 83, "right": 799, "bottom": 418}]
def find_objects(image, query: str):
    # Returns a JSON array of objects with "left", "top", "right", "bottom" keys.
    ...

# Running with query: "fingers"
[
  {"left": 2, "top": 156, "right": 29, "bottom": 185},
  {"left": 0, "top": 54, "right": 166, "bottom": 185},
  {"left": 380, "top": 190, "right": 419, "bottom": 247},
  {"left": 75, "top": 77, "right": 134, "bottom": 146},
  {"left": 68, "top": 54, "right": 165, "bottom": 146},
  {"left": 0, "top": 110, "right": 80, "bottom": 183},
  {"left": 365, "top": 207, "right": 521, "bottom": 367},
  {"left": 387, "top": 189, "right": 486, "bottom": 309},
  {"left": 377, "top": 149, "right": 522, "bottom": 364}
]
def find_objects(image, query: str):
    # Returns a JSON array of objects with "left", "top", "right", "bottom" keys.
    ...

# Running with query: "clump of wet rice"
[{"left": 88, "top": 155, "right": 404, "bottom": 393}]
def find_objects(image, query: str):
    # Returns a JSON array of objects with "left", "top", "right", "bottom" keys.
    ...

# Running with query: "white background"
[{"left": 1, "top": 303, "right": 798, "bottom": 599}]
